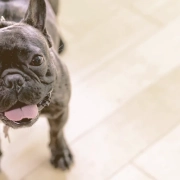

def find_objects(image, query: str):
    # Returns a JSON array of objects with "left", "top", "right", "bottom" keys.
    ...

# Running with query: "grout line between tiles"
[
  {"left": 130, "top": 122, "right": 180, "bottom": 163},
  {"left": 22, "top": 66, "right": 180, "bottom": 179},
  {"left": 106, "top": 120, "right": 180, "bottom": 180},
  {"left": 59, "top": 2, "right": 162, "bottom": 49},
  {"left": 106, "top": 163, "right": 133, "bottom": 180},
  {"left": 132, "top": 162, "right": 157, "bottom": 180},
  {"left": 59, "top": 7, "right": 121, "bottom": 44},
  {"left": 122, "top": 3, "right": 164, "bottom": 28},
  {"left": 21, "top": 66, "right": 180, "bottom": 180},
  {"left": 72, "top": 26, "right": 161, "bottom": 85},
  {"left": 71, "top": 63, "right": 180, "bottom": 144},
  {"left": 106, "top": 162, "right": 157, "bottom": 180},
  {"left": 21, "top": 5, "right": 180, "bottom": 179},
  {"left": 61, "top": 5, "right": 164, "bottom": 85},
  {"left": 20, "top": 161, "right": 45, "bottom": 180}
]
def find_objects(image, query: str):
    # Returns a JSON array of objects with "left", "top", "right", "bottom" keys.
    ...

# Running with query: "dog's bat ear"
[
  {"left": 22, "top": 0, "right": 52, "bottom": 47},
  {"left": 22, "top": 0, "right": 46, "bottom": 32}
]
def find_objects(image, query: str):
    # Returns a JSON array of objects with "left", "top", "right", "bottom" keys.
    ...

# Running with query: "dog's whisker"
[
  {"left": 0, "top": 16, "right": 5, "bottom": 22},
  {"left": 58, "top": 44, "right": 64, "bottom": 50}
]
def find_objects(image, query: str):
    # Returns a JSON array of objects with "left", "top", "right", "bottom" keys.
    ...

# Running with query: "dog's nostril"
[
  {"left": 8, "top": 81, "right": 13, "bottom": 88},
  {"left": 4, "top": 74, "right": 25, "bottom": 89},
  {"left": 4, "top": 78, "right": 13, "bottom": 88},
  {"left": 18, "top": 79, "right": 24, "bottom": 86}
]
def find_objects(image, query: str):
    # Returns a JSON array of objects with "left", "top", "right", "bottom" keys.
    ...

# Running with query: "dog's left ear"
[{"left": 22, "top": 0, "right": 52, "bottom": 47}]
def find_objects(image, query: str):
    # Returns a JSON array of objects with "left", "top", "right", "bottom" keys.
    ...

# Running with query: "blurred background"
[{"left": 1, "top": 0, "right": 180, "bottom": 179}]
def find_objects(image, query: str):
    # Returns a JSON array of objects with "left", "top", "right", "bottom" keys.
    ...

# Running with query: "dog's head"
[{"left": 0, "top": 0, "right": 56, "bottom": 128}]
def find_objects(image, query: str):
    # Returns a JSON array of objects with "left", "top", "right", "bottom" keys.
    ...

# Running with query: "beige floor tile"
[
  {"left": 58, "top": 0, "right": 119, "bottom": 41},
  {"left": 24, "top": 164, "right": 154, "bottom": 180},
  {"left": 0, "top": 172, "right": 9, "bottom": 180},
  {"left": 61, "top": 7, "right": 158, "bottom": 75},
  {"left": 59, "top": 5, "right": 167, "bottom": 142},
  {"left": 123, "top": 0, "right": 170, "bottom": 14},
  {"left": 110, "top": 164, "right": 153, "bottom": 180},
  {"left": 72, "top": 16, "right": 180, "bottom": 104},
  {"left": 0, "top": 117, "right": 50, "bottom": 180},
  {"left": 65, "top": 86, "right": 119, "bottom": 142},
  {"left": 59, "top": 0, "right": 180, "bottom": 35},
  {"left": 23, "top": 163, "right": 75, "bottom": 180},
  {"left": 65, "top": 13, "right": 180, "bottom": 142},
  {"left": 25, "top": 67, "right": 180, "bottom": 180},
  {"left": 58, "top": 24, "right": 75, "bottom": 46},
  {"left": 3, "top": 0, "right": 180, "bottom": 180},
  {"left": 134, "top": 124, "right": 180, "bottom": 180},
  {"left": 152, "top": 0, "right": 180, "bottom": 24},
  {"left": 120, "top": 0, "right": 180, "bottom": 24},
  {"left": 0, "top": 95, "right": 118, "bottom": 180}
]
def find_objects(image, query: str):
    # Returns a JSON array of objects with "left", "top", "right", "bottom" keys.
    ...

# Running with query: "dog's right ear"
[
  {"left": 22, "top": 0, "right": 52, "bottom": 47},
  {"left": 22, "top": 0, "right": 46, "bottom": 32}
]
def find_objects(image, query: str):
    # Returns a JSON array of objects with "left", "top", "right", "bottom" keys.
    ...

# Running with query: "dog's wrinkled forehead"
[{"left": 0, "top": 24, "right": 48, "bottom": 54}]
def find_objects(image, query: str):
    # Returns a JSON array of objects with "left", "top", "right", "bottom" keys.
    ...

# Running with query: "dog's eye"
[{"left": 30, "top": 56, "right": 44, "bottom": 66}]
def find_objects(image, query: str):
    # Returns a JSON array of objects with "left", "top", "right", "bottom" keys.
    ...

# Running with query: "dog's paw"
[{"left": 50, "top": 148, "right": 73, "bottom": 170}]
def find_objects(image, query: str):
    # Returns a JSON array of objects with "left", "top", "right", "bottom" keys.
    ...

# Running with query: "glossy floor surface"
[{"left": 1, "top": 0, "right": 180, "bottom": 179}]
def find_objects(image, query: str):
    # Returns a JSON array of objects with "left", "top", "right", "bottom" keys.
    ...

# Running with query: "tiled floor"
[{"left": 1, "top": 0, "right": 180, "bottom": 179}]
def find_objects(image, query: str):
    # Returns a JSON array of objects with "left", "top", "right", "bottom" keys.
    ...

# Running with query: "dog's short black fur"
[{"left": 0, "top": 0, "right": 73, "bottom": 170}]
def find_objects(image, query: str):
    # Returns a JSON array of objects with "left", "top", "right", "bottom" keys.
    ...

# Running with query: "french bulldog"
[{"left": 0, "top": 0, "right": 73, "bottom": 170}]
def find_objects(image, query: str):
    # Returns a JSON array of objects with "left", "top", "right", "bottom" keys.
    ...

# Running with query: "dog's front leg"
[{"left": 48, "top": 107, "right": 73, "bottom": 170}]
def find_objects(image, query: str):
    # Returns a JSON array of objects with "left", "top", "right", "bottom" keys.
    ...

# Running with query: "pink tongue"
[{"left": 4, "top": 105, "right": 38, "bottom": 121}]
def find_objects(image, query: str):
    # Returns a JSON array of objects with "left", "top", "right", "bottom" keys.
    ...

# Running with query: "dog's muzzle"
[{"left": 0, "top": 91, "right": 52, "bottom": 128}]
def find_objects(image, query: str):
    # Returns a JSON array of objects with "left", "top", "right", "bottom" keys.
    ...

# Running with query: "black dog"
[{"left": 0, "top": 0, "right": 73, "bottom": 170}]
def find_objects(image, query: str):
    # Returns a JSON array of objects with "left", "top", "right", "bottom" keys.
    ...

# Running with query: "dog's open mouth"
[
  {"left": 1, "top": 92, "right": 52, "bottom": 126},
  {"left": 4, "top": 101, "right": 38, "bottom": 125}
]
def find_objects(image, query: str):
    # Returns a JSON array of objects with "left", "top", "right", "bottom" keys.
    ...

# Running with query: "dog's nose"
[{"left": 4, "top": 74, "right": 24, "bottom": 91}]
